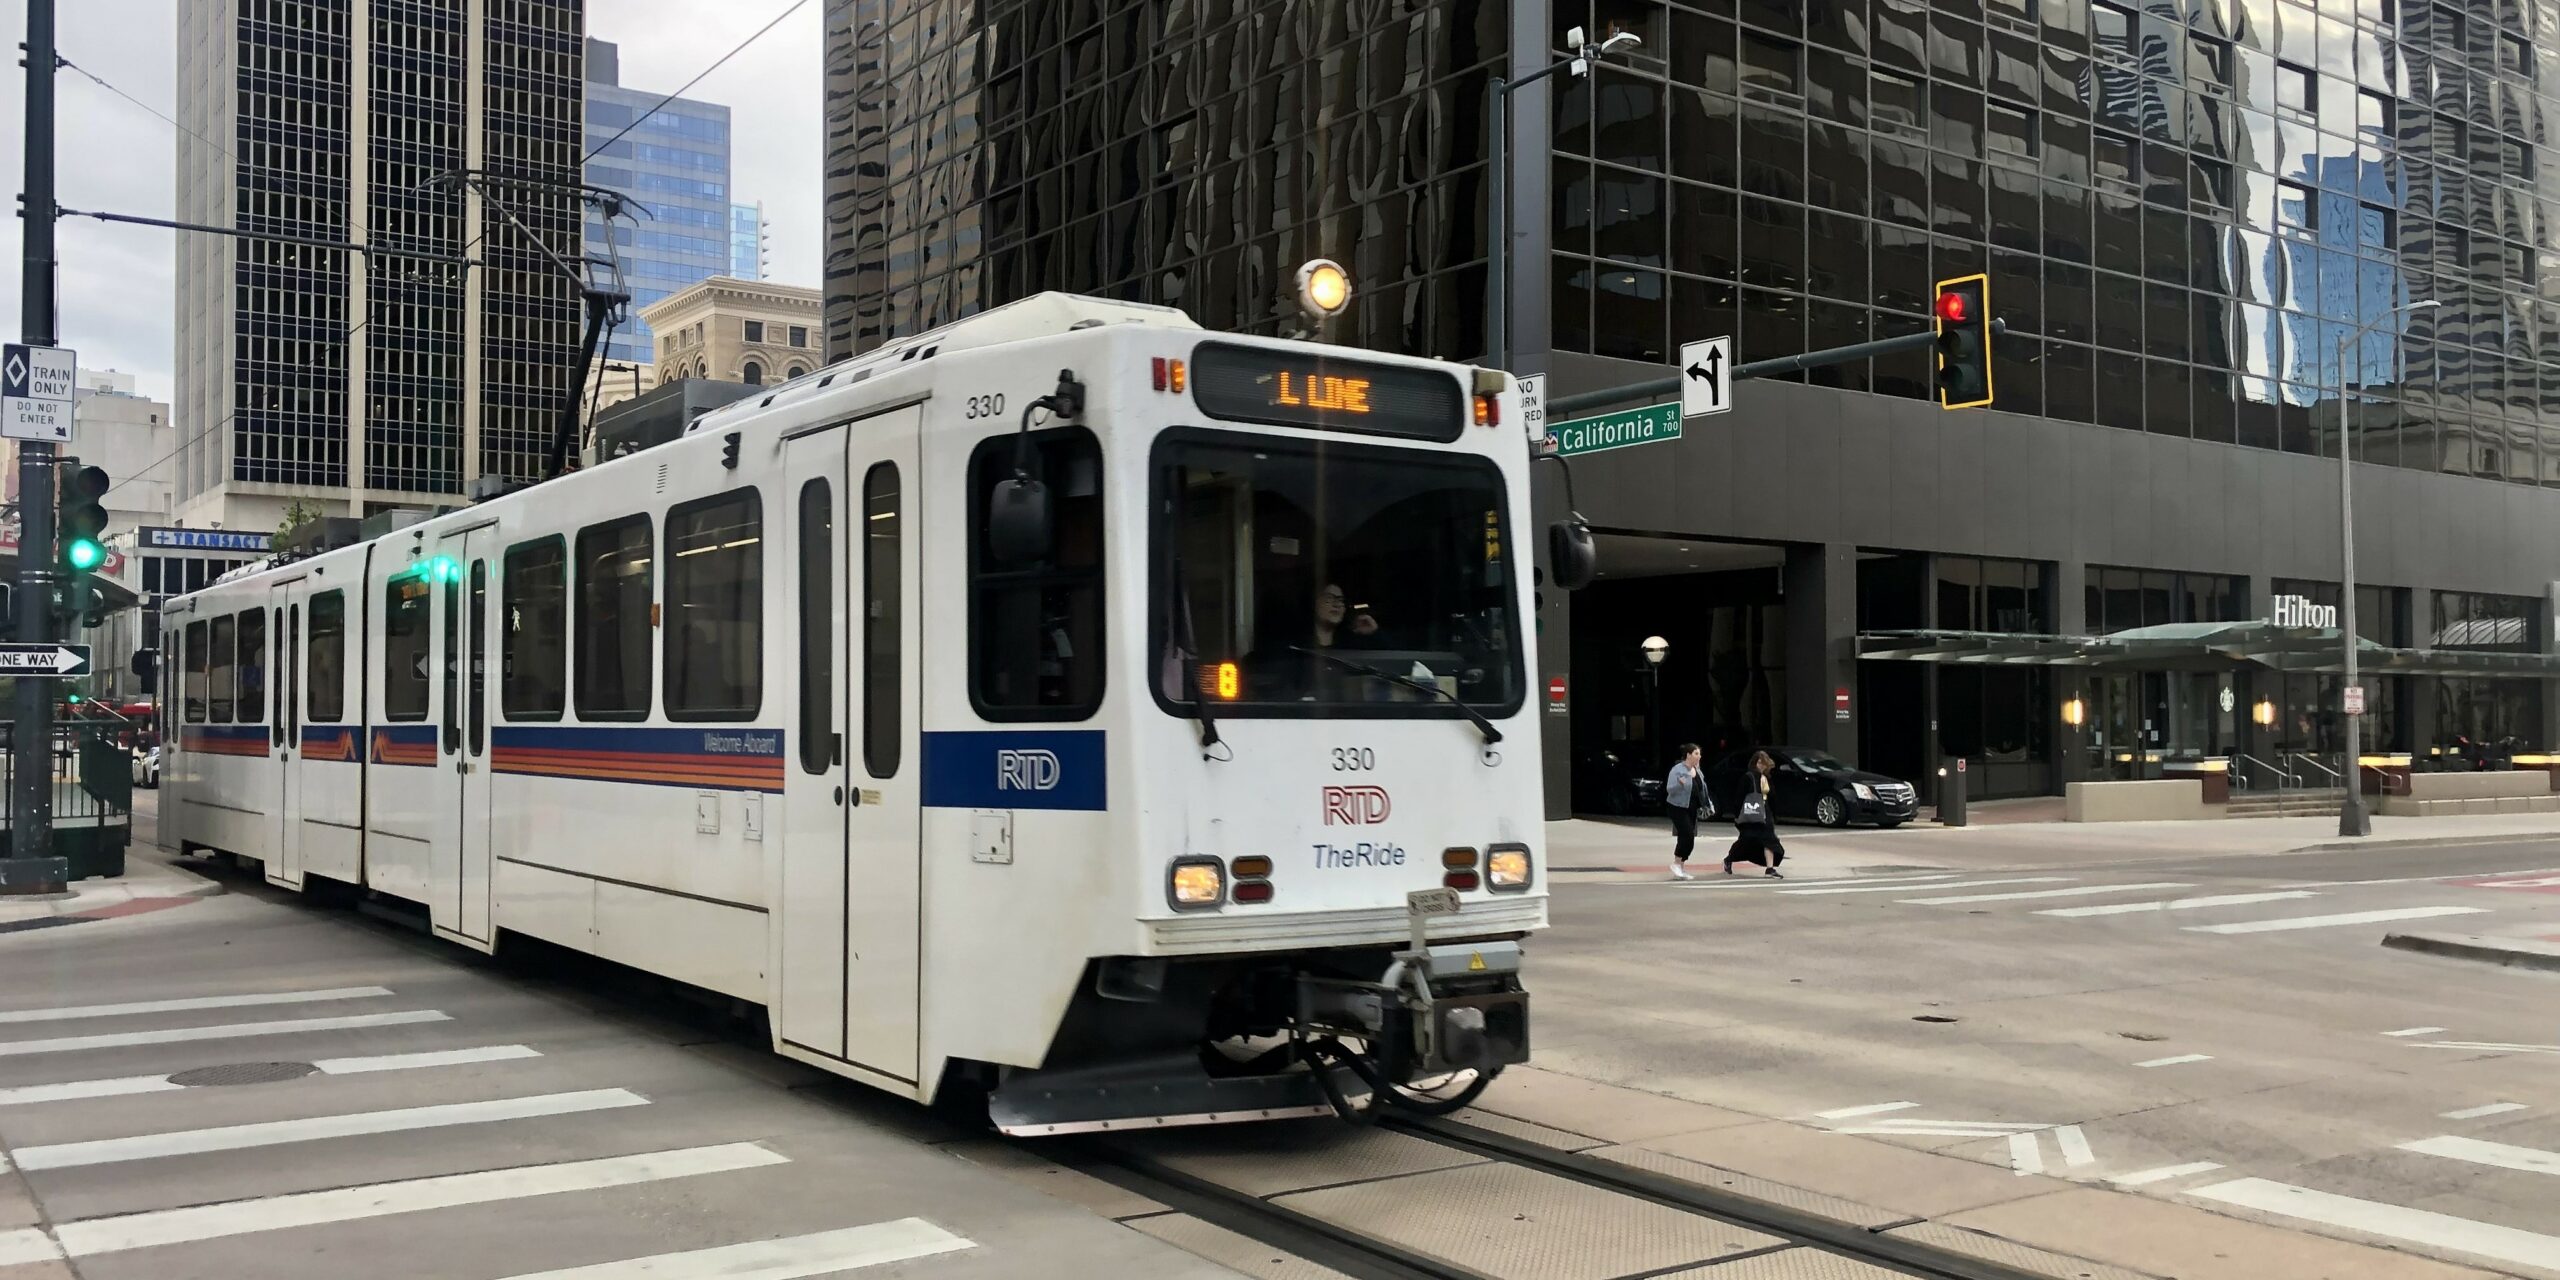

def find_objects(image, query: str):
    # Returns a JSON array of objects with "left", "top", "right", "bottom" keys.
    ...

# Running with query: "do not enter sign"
[{"left": 1547, "top": 677, "right": 1568, "bottom": 715}]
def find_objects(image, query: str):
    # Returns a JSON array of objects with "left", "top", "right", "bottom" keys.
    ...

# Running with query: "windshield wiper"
[
  {"left": 1170, "top": 557, "right": 1224, "bottom": 756},
  {"left": 1291, "top": 647, "right": 1502, "bottom": 747}
]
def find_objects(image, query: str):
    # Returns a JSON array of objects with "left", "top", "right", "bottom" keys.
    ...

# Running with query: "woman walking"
[
  {"left": 1725, "top": 750, "right": 1787, "bottom": 878},
  {"left": 1664, "top": 744, "right": 1705, "bottom": 881}
]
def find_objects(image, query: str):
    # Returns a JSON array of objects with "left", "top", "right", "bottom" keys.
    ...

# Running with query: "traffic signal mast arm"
[{"left": 1542, "top": 317, "right": 2007, "bottom": 420}]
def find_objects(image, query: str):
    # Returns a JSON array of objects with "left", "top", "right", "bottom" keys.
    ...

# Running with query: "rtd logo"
[
  {"left": 995, "top": 749, "right": 1062, "bottom": 792},
  {"left": 1323, "top": 785, "right": 1392, "bottom": 825}
]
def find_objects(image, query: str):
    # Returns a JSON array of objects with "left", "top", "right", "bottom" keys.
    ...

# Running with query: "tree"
[{"left": 274, "top": 501, "right": 320, "bottom": 545}]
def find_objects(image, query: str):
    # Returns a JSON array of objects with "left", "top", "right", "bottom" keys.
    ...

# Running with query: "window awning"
[{"left": 1858, "top": 623, "right": 2560, "bottom": 679}]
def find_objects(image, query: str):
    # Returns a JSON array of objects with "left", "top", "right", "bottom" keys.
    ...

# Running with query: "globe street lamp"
[{"left": 1642, "top": 635, "right": 1668, "bottom": 772}]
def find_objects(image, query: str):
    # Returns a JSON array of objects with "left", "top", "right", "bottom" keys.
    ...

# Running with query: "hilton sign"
[{"left": 2271, "top": 594, "right": 2338, "bottom": 628}]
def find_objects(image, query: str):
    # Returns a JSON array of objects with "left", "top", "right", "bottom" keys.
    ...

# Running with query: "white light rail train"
[{"left": 162, "top": 293, "right": 1599, "bottom": 1134}]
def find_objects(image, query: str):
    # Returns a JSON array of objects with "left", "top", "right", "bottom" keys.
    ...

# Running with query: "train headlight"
[
  {"left": 1168, "top": 858, "right": 1225, "bottom": 909},
  {"left": 1486, "top": 844, "right": 1533, "bottom": 892}
]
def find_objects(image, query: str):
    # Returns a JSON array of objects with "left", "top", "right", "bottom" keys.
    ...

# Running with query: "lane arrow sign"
[{"left": 1679, "top": 336, "right": 1732, "bottom": 419}]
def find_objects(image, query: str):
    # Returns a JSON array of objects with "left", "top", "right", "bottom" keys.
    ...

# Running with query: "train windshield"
[{"left": 1155, "top": 430, "right": 1523, "bottom": 717}]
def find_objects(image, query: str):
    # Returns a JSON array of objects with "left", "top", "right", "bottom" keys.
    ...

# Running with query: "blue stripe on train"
[
  {"left": 489, "top": 725, "right": 783, "bottom": 757},
  {"left": 919, "top": 730, "right": 1106, "bottom": 811}
]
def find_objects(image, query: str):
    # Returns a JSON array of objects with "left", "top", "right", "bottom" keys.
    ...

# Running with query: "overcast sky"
[{"left": 0, "top": 0, "right": 826, "bottom": 411}]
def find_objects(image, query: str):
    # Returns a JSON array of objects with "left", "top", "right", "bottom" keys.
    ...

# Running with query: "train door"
[
  {"left": 778, "top": 408, "right": 923, "bottom": 1083},
  {"left": 270, "top": 578, "right": 305, "bottom": 888},
  {"left": 432, "top": 525, "right": 498, "bottom": 945}
]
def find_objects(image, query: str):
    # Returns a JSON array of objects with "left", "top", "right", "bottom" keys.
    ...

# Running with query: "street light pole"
[
  {"left": 1484, "top": 29, "right": 1639, "bottom": 372},
  {"left": 9, "top": 0, "right": 67, "bottom": 894},
  {"left": 2334, "top": 297, "right": 2437, "bottom": 839}
]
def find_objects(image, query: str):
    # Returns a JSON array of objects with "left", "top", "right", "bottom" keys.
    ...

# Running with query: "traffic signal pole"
[
  {"left": 9, "top": 0, "right": 66, "bottom": 893},
  {"left": 1541, "top": 321, "right": 2006, "bottom": 420}
]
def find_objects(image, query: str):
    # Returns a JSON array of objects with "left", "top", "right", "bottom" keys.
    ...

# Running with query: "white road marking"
[
  {"left": 2111, "top": 1162, "right": 2223, "bottom": 1186},
  {"left": 2053, "top": 1125, "right": 2096, "bottom": 1167},
  {"left": 2383, "top": 1027, "right": 2451, "bottom": 1037},
  {"left": 2400, "top": 1136, "right": 2560, "bottom": 1176},
  {"left": 2135, "top": 1054, "right": 2214, "bottom": 1068},
  {"left": 2184, "top": 906, "right": 2488, "bottom": 935},
  {"left": 312, "top": 1044, "right": 540, "bottom": 1074},
  {"left": 1901, "top": 882, "right": 2192, "bottom": 906},
  {"left": 2007, "top": 1132, "right": 2044, "bottom": 1176},
  {"left": 0, "top": 1009, "right": 449, "bottom": 1058},
  {"left": 498, "top": 1219, "right": 976, "bottom": 1279},
  {"left": 1783, "top": 876, "right": 2072, "bottom": 897},
  {"left": 0, "top": 1228, "right": 59, "bottom": 1266},
  {"left": 14, "top": 1088, "right": 646, "bottom": 1170},
  {"left": 2412, "top": 1042, "right": 2560, "bottom": 1056},
  {"left": 2273, "top": 867, "right": 2560, "bottom": 889},
  {"left": 2040, "top": 891, "right": 2320, "bottom": 918},
  {"left": 1838, "top": 1125, "right": 2051, "bottom": 1138},
  {"left": 1814, "top": 1101, "right": 1919, "bottom": 1120},
  {"left": 2185, "top": 1177, "right": 2560, "bottom": 1272},
  {"left": 2443, "top": 1103, "right": 2529, "bottom": 1120},
  {"left": 0, "top": 986, "right": 393, "bottom": 1025},
  {"left": 49, "top": 1142, "right": 789, "bottom": 1257},
  {"left": 1665, "top": 873, "right": 1961, "bottom": 890},
  {"left": 0, "top": 1044, "right": 540, "bottom": 1109}
]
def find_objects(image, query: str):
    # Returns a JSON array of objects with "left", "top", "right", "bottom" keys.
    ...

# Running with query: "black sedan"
[{"left": 1704, "top": 747, "right": 1918, "bottom": 828}]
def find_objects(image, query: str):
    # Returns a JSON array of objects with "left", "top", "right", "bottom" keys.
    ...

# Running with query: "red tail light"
[{"left": 1443, "top": 870, "right": 1481, "bottom": 891}]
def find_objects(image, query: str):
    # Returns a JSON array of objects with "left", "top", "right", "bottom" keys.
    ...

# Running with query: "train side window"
[
  {"left": 966, "top": 427, "right": 1104, "bottom": 720},
  {"left": 663, "top": 491, "right": 763, "bottom": 721},
  {"left": 575, "top": 514, "right": 654, "bottom": 721},
  {"left": 236, "top": 607, "right": 267, "bottom": 726},
  {"left": 441, "top": 571, "right": 461, "bottom": 752},
  {"left": 501, "top": 537, "right": 566, "bottom": 720},
  {"left": 208, "top": 614, "right": 237, "bottom": 724},
  {"left": 796, "top": 478, "right": 833, "bottom": 775},
  {"left": 469, "top": 560, "right": 487, "bottom": 754},
  {"left": 183, "top": 619, "right": 208, "bottom": 723},
  {"left": 384, "top": 575, "right": 431, "bottom": 722},
  {"left": 863, "top": 463, "right": 900, "bottom": 774},
  {"left": 308, "top": 590, "right": 346, "bottom": 722}
]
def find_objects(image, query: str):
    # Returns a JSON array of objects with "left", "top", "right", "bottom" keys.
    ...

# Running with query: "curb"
[
  {"left": 2381, "top": 931, "right": 2560, "bottom": 973},
  {"left": 2292, "top": 831, "right": 2560, "bottom": 854}
]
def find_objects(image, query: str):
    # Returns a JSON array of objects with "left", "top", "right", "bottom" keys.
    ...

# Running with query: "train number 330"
[
  {"left": 964, "top": 393, "right": 1007, "bottom": 419},
  {"left": 1331, "top": 747, "right": 1375, "bottom": 771}
]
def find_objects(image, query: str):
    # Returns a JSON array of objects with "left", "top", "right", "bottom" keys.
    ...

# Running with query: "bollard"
[{"left": 1937, "top": 757, "right": 1969, "bottom": 826}]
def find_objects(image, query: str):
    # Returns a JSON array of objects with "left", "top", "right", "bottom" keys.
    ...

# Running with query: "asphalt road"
[
  {"left": 0, "top": 801, "right": 1237, "bottom": 1280},
  {"left": 1529, "top": 836, "right": 2560, "bottom": 1277}
]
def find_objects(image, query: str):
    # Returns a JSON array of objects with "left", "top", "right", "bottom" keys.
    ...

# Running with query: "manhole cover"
[{"left": 168, "top": 1061, "right": 318, "bottom": 1087}]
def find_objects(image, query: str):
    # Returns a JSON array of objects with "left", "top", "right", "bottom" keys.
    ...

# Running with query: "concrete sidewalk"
[
  {"left": 0, "top": 846, "right": 221, "bottom": 933},
  {"left": 1549, "top": 810, "right": 2560, "bottom": 876}
]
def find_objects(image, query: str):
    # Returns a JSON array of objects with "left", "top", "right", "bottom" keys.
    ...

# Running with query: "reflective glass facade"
[
  {"left": 822, "top": 0, "right": 1508, "bottom": 358},
  {"left": 583, "top": 39, "right": 738, "bottom": 368},
  {"left": 732, "top": 202, "right": 766, "bottom": 279},
  {"left": 1551, "top": 0, "right": 2560, "bottom": 489}
]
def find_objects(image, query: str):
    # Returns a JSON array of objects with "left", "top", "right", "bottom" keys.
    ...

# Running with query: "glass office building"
[
  {"left": 732, "top": 202, "right": 767, "bottom": 280},
  {"left": 823, "top": 1, "right": 2560, "bottom": 815},
  {"left": 583, "top": 39, "right": 739, "bottom": 368}
]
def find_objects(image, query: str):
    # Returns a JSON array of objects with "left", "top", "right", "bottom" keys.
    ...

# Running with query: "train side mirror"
[
  {"left": 131, "top": 649, "right": 158, "bottom": 682},
  {"left": 987, "top": 475, "right": 1053, "bottom": 564},
  {"left": 1548, "top": 517, "right": 1597, "bottom": 591}
]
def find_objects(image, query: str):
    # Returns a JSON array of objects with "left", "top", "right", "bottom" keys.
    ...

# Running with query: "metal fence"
[{"left": 0, "top": 717, "right": 133, "bottom": 879}]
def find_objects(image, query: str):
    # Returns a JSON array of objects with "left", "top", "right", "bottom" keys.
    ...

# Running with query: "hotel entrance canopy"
[{"left": 1858, "top": 622, "right": 2560, "bottom": 679}]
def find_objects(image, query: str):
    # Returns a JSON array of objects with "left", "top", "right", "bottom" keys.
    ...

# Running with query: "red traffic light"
[{"left": 1935, "top": 291, "right": 1970, "bottom": 324}]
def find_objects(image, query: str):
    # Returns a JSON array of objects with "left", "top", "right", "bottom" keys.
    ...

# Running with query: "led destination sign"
[{"left": 1190, "top": 343, "right": 1465, "bottom": 441}]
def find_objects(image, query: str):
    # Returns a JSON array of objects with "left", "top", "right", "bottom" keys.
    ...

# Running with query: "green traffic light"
[{"left": 64, "top": 539, "right": 104, "bottom": 572}]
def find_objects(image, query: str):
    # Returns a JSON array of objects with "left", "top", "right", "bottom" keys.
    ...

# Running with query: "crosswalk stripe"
[
  {"left": 2399, "top": 1135, "right": 2560, "bottom": 1176},
  {"left": 2413, "top": 1042, "right": 2560, "bottom": 1056},
  {"left": 14, "top": 1088, "right": 647, "bottom": 1171},
  {"left": 1900, "top": 882, "right": 2192, "bottom": 906},
  {"left": 1813, "top": 1101, "right": 1918, "bottom": 1119},
  {"left": 2111, "top": 1162, "right": 2222, "bottom": 1186},
  {"left": 2135, "top": 1054, "right": 2214, "bottom": 1068},
  {"left": 48, "top": 1142, "right": 789, "bottom": 1258},
  {"left": 0, "top": 1044, "right": 540, "bottom": 1109},
  {"left": 2383, "top": 1027, "right": 2451, "bottom": 1037},
  {"left": 2184, "top": 906, "right": 2489, "bottom": 935},
  {"left": 1783, "top": 876, "right": 2071, "bottom": 897},
  {"left": 2442, "top": 1103, "right": 2528, "bottom": 1120},
  {"left": 0, "top": 1008, "right": 450, "bottom": 1058},
  {"left": 498, "top": 1219, "right": 975, "bottom": 1279},
  {"left": 2040, "top": 891, "right": 2321, "bottom": 918},
  {"left": 0, "top": 987, "right": 394, "bottom": 1025},
  {"left": 2186, "top": 1177, "right": 2560, "bottom": 1271}
]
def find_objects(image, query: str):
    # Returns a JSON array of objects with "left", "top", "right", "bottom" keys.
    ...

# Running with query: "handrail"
[
  {"left": 2231, "top": 752, "right": 2295, "bottom": 792},
  {"left": 2287, "top": 752, "right": 2344, "bottom": 786}
]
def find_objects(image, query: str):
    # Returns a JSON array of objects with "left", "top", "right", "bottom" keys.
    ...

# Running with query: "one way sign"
[
  {"left": 1680, "top": 336, "right": 1732, "bottom": 419},
  {"left": 0, "top": 644, "right": 90, "bottom": 677}
]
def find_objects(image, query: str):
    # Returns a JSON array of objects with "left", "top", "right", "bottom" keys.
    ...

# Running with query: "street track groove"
[{"left": 1056, "top": 1111, "right": 2108, "bottom": 1280}]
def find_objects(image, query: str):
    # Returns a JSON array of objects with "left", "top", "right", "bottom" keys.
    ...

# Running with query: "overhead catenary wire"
[{"left": 581, "top": 0, "right": 809, "bottom": 165}]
